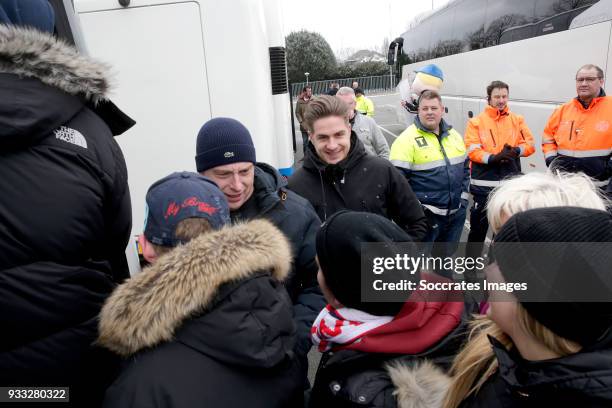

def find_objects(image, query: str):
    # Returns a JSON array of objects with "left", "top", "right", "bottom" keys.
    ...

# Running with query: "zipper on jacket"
[
  {"left": 569, "top": 120, "right": 575, "bottom": 141},
  {"left": 489, "top": 129, "right": 497, "bottom": 147}
]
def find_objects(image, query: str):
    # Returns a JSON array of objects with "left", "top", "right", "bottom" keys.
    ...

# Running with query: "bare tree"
[
  {"left": 552, "top": 0, "right": 595, "bottom": 13},
  {"left": 484, "top": 14, "right": 528, "bottom": 46}
]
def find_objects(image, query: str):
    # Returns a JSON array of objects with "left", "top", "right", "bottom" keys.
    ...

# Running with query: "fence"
[{"left": 290, "top": 75, "right": 396, "bottom": 98}]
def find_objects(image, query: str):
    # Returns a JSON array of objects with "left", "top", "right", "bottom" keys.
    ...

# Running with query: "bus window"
[
  {"left": 483, "top": 1, "right": 535, "bottom": 46},
  {"left": 535, "top": 0, "right": 599, "bottom": 19},
  {"left": 453, "top": 0, "right": 487, "bottom": 51},
  {"left": 429, "top": 5, "right": 459, "bottom": 58}
]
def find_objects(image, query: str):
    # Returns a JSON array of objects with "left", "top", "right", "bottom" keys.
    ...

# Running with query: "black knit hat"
[
  {"left": 195, "top": 118, "right": 256, "bottom": 172},
  {"left": 493, "top": 206, "right": 612, "bottom": 347},
  {"left": 316, "top": 211, "right": 415, "bottom": 316}
]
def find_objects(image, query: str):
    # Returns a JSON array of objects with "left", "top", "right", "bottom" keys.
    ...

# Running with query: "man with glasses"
[{"left": 542, "top": 64, "right": 612, "bottom": 193}]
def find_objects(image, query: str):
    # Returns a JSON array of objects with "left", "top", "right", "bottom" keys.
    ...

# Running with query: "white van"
[{"left": 53, "top": 0, "right": 294, "bottom": 273}]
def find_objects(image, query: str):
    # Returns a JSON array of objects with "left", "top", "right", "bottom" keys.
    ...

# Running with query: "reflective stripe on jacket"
[
  {"left": 542, "top": 95, "right": 612, "bottom": 188},
  {"left": 465, "top": 105, "right": 535, "bottom": 194},
  {"left": 390, "top": 118, "right": 470, "bottom": 215}
]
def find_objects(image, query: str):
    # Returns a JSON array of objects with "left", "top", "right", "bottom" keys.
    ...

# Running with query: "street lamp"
[{"left": 305, "top": 72, "right": 310, "bottom": 85}]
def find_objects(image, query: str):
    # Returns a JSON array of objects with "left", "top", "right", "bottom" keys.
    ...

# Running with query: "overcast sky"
[{"left": 282, "top": 0, "right": 451, "bottom": 57}]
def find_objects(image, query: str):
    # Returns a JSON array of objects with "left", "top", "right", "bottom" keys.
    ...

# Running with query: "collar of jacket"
[
  {"left": 247, "top": 162, "right": 289, "bottom": 216},
  {"left": 485, "top": 104, "right": 510, "bottom": 120},
  {"left": 414, "top": 116, "right": 452, "bottom": 138},
  {"left": 0, "top": 24, "right": 111, "bottom": 104},
  {"left": 97, "top": 219, "right": 291, "bottom": 357},
  {"left": 574, "top": 88, "right": 607, "bottom": 110},
  {"left": 489, "top": 333, "right": 612, "bottom": 398},
  {"left": 304, "top": 131, "right": 367, "bottom": 175}
]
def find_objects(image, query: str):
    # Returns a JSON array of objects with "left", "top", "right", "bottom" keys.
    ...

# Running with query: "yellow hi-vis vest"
[{"left": 390, "top": 122, "right": 469, "bottom": 216}]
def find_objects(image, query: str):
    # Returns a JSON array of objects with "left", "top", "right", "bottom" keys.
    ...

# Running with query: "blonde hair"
[
  {"left": 443, "top": 308, "right": 581, "bottom": 408},
  {"left": 151, "top": 217, "right": 212, "bottom": 256},
  {"left": 487, "top": 171, "right": 608, "bottom": 233}
]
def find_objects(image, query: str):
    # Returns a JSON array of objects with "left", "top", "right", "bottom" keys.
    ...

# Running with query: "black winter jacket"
[
  {"left": 460, "top": 335, "right": 612, "bottom": 408},
  {"left": 288, "top": 133, "right": 428, "bottom": 241},
  {"left": 230, "top": 163, "right": 324, "bottom": 358},
  {"left": 0, "top": 25, "right": 133, "bottom": 406},
  {"left": 99, "top": 220, "right": 303, "bottom": 408},
  {"left": 309, "top": 299, "right": 472, "bottom": 408}
]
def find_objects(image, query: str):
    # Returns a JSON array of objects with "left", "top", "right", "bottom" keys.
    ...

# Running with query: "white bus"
[
  {"left": 53, "top": 0, "right": 294, "bottom": 271},
  {"left": 389, "top": 0, "right": 611, "bottom": 173}
]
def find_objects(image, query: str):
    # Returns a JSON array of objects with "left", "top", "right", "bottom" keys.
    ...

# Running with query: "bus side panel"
[
  {"left": 507, "top": 101, "right": 558, "bottom": 173},
  {"left": 201, "top": 0, "right": 293, "bottom": 171},
  {"left": 78, "top": 2, "right": 212, "bottom": 237},
  {"left": 405, "top": 21, "right": 611, "bottom": 103},
  {"left": 607, "top": 21, "right": 612, "bottom": 86},
  {"left": 441, "top": 96, "right": 473, "bottom": 136}
]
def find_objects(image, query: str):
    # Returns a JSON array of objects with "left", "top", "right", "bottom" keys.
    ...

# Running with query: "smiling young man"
[
  {"left": 464, "top": 81, "right": 535, "bottom": 259},
  {"left": 287, "top": 95, "right": 427, "bottom": 241},
  {"left": 194, "top": 117, "right": 323, "bottom": 386},
  {"left": 542, "top": 64, "right": 612, "bottom": 194}
]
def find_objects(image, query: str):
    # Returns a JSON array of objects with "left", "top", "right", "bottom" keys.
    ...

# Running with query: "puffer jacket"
[
  {"left": 288, "top": 133, "right": 427, "bottom": 241},
  {"left": 309, "top": 276, "right": 472, "bottom": 408},
  {"left": 0, "top": 24, "right": 133, "bottom": 406},
  {"left": 229, "top": 163, "right": 324, "bottom": 359},
  {"left": 460, "top": 333, "right": 612, "bottom": 407},
  {"left": 99, "top": 220, "right": 303, "bottom": 408}
]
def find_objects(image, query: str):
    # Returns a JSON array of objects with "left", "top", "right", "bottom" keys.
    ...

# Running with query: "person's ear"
[{"left": 139, "top": 234, "right": 158, "bottom": 264}]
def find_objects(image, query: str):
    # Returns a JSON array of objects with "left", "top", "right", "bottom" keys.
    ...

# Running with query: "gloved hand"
[
  {"left": 503, "top": 144, "right": 520, "bottom": 159},
  {"left": 489, "top": 145, "right": 517, "bottom": 165}
]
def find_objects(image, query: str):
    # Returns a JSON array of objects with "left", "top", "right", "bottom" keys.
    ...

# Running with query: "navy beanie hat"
[
  {"left": 0, "top": 0, "right": 55, "bottom": 33},
  {"left": 195, "top": 117, "right": 256, "bottom": 172}
]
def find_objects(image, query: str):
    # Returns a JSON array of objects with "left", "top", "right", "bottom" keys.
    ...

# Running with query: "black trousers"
[{"left": 467, "top": 191, "right": 490, "bottom": 263}]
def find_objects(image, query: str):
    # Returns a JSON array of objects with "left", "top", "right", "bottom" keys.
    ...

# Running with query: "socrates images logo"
[
  {"left": 54, "top": 126, "right": 88, "bottom": 149},
  {"left": 224, "top": 151, "right": 235, "bottom": 158}
]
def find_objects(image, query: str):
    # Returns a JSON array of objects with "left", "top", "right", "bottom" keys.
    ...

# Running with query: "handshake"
[{"left": 489, "top": 144, "right": 520, "bottom": 165}]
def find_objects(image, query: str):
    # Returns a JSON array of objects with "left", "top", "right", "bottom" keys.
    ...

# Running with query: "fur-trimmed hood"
[
  {"left": 0, "top": 24, "right": 136, "bottom": 148},
  {"left": 98, "top": 219, "right": 293, "bottom": 358},
  {"left": 387, "top": 361, "right": 450, "bottom": 408},
  {"left": 0, "top": 24, "right": 110, "bottom": 102}
]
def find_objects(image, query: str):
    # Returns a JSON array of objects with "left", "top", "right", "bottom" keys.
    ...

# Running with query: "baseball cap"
[{"left": 144, "top": 172, "right": 230, "bottom": 247}]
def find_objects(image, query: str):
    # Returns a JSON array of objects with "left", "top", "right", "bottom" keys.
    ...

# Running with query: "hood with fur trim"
[
  {"left": 0, "top": 24, "right": 135, "bottom": 148},
  {"left": 0, "top": 24, "right": 110, "bottom": 102},
  {"left": 98, "top": 219, "right": 293, "bottom": 359},
  {"left": 387, "top": 361, "right": 450, "bottom": 408}
]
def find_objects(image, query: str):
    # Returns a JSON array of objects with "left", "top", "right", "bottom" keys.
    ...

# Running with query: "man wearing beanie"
[
  {"left": 309, "top": 211, "right": 469, "bottom": 407},
  {"left": 195, "top": 117, "right": 324, "bottom": 381},
  {"left": 447, "top": 206, "right": 612, "bottom": 407},
  {"left": 100, "top": 172, "right": 303, "bottom": 407},
  {"left": 288, "top": 95, "right": 428, "bottom": 241},
  {"left": 0, "top": 1, "right": 134, "bottom": 406}
]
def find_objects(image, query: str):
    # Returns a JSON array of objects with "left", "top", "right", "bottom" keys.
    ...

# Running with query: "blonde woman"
[
  {"left": 486, "top": 171, "right": 608, "bottom": 234},
  {"left": 443, "top": 204, "right": 612, "bottom": 407}
]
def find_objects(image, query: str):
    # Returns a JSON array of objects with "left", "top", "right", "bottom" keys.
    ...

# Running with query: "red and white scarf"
[{"left": 311, "top": 305, "right": 393, "bottom": 352}]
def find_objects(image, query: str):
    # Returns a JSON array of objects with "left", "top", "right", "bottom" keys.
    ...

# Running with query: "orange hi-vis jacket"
[
  {"left": 542, "top": 94, "right": 612, "bottom": 189},
  {"left": 465, "top": 105, "right": 535, "bottom": 194}
]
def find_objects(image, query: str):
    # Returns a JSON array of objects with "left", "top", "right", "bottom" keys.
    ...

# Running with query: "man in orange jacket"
[
  {"left": 542, "top": 64, "right": 612, "bottom": 195},
  {"left": 465, "top": 81, "right": 535, "bottom": 260}
]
